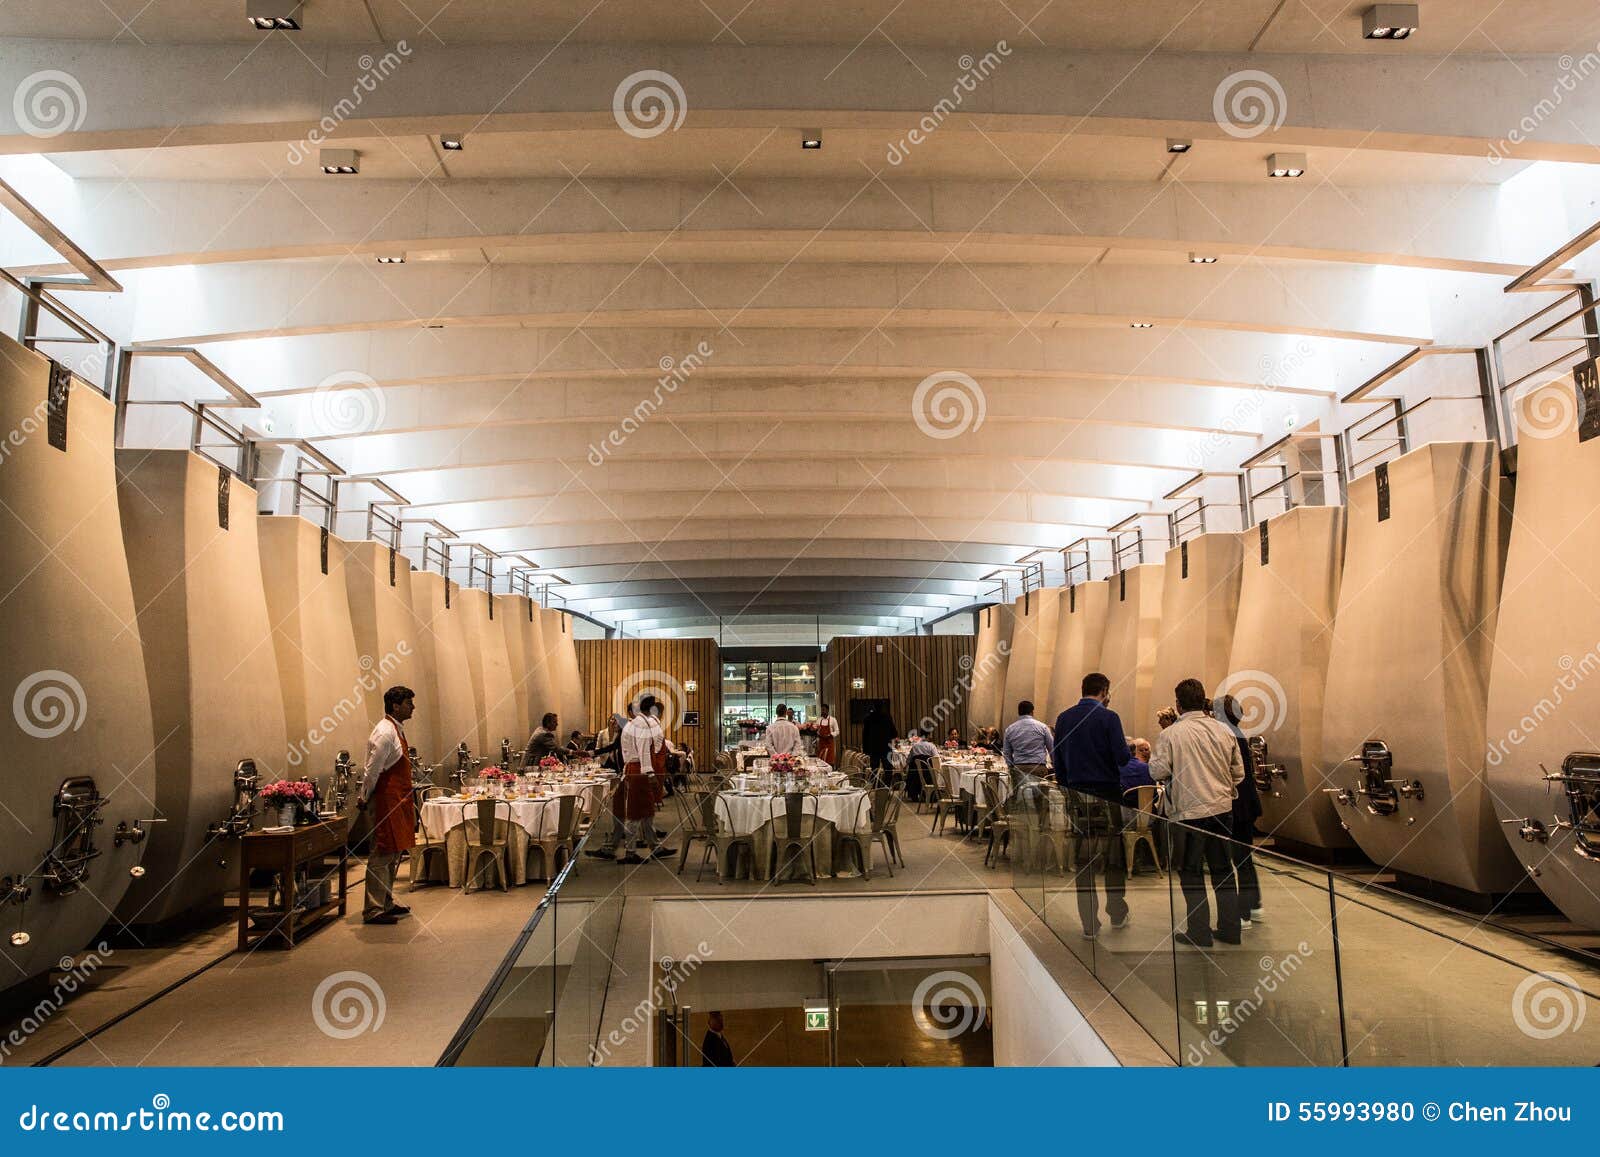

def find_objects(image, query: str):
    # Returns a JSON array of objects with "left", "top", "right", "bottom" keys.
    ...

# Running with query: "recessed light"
[
  {"left": 441, "top": 134, "right": 465, "bottom": 151},
  {"left": 1362, "top": 4, "right": 1418, "bottom": 39},
  {"left": 246, "top": 1, "right": 300, "bottom": 29},
  {"left": 1166, "top": 138, "right": 1192, "bottom": 154},
  {"left": 801, "top": 131, "right": 822, "bottom": 150},
  {"left": 319, "top": 148, "right": 360, "bottom": 175},
  {"left": 1130, "top": 322, "right": 1155, "bottom": 329},
  {"left": 1189, "top": 253, "right": 1218, "bottom": 264},
  {"left": 376, "top": 254, "right": 405, "bottom": 264},
  {"left": 1267, "top": 152, "right": 1307, "bottom": 178}
]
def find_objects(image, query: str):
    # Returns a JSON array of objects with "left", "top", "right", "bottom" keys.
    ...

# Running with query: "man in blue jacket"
[{"left": 1051, "top": 672, "right": 1131, "bottom": 939}]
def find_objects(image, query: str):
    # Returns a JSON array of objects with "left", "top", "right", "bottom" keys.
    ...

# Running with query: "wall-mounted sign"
[
  {"left": 850, "top": 677, "right": 865, "bottom": 690},
  {"left": 682, "top": 710, "right": 700, "bottom": 727},
  {"left": 803, "top": 1001, "right": 830, "bottom": 1031},
  {"left": 684, "top": 679, "right": 698, "bottom": 692}
]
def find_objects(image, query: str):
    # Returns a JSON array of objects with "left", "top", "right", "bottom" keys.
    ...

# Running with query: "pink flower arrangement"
[
  {"left": 481, "top": 767, "right": 514, "bottom": 782},
  {"left": 259, "top": 779, "right": 315, "bottom": 802},
  {"left": 768, "top": 753, "right": 800, "bottom": 775},
  {"left": 944, "top": 739, "right": 961, "bottom": 749},
  {"left": 539, "top": 755, "right": 563, "bottom": 771}
]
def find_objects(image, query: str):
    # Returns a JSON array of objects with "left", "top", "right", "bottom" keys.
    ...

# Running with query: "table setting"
[{"left": 712, "top": 754, "right": 872, "bottom": 879}]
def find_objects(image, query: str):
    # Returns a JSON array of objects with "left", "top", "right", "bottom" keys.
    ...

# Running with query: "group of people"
[
  {"left": 998, "top": 672, "right": 1263, "bottom": 949},
  {"left": 756, "top": 703, "right": 840, "bottom": 764}
]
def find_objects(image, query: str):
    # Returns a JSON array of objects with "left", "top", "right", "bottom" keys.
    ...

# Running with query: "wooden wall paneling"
[
  {"left": 821, "top": 634, "right": 976, "bottom": 749},
  {"left": 575, "top": 637, "right": 723, "bottom": 771}
]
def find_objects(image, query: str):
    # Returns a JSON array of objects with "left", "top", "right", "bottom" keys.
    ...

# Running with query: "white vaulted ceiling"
[{"left": 2, "top": 1, "right": 1599, "bottom": 642}]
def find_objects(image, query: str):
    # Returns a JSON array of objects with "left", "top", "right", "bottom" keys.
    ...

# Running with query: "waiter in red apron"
[
  {"left": 610, "top": 694, "right": 675, "bottom": 864},
  {"left": 358, "top": 685, "right": 417, "bottom": 924},
  {"left": 815, "top": 703, "right": 840, "bottom": 767}
]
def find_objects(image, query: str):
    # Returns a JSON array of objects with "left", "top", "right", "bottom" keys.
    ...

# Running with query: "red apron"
[
  {"left": 612, "top": 728, "right": 667, "bottom": 821},
  {"left": 371, "top": 719, "right": 416, "bottom": 854},
  {"left": 817, "top": 720, "right": 836, "bottom": 765}
]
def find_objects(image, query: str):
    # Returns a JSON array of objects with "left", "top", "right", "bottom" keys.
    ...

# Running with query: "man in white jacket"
[
  {"left": 764, "top": 704, "right": 801, "bottom": 756},
  {"left": 1149, "top": 677, "right": 1244, "bottom": 948}
]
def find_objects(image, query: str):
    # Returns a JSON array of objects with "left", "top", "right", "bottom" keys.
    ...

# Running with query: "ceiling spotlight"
[
  {"left": 319, "top": 148, "right": 360, "bottom": 175},
  {"left": 1188, "top": 253, "right": 1218, "bottom": 264},
  {"left": 376, "top": 254, "right": 406, "bottom": 264},
  {"left": 1130, "top": 321, "right": 1155, "bottom": 329},
  {"left": 1166, "top": 138, "right": 1192, "bottom": 154},
  {"left": 9, "top": 930, "right": 28, "bottom": 948},
  {"left": 1362, "top": 4, "right": 1419, "bottom": 39},
  {"left": 440, "top": 134, "right": 465, "bottom": 151},
  {"left": 1267, "top": 152, "right": 1307, "bottom": 178},
  {"left": 801, "top": 131, "right": 822, "bottom": 150},
  {"left": 246, "top": 1, "right": 301, "bottom": 29}
]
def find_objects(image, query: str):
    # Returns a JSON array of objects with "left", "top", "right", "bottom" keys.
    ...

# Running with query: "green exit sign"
[{"left": 804, "top": 1007, "right": 830, "bottom": 1032}]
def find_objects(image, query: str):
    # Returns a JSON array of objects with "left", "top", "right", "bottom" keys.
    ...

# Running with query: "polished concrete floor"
[{"left": 7, "top": 797, "right": 1599, "bottom": 1067}]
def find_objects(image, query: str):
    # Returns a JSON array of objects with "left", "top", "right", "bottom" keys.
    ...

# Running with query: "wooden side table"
[{"left": 237, "top": 817, "right": 349, "bottom": 951}]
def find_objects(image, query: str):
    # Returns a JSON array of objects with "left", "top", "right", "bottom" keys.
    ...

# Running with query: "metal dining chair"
[
  {"left": 674, "top": 788, "right": 716, "bottom": 875},
  {"left": 408, "top": 787, "right": 452, "bottom": 889},
  {"left": 527, "top": 794, "right": 578, "bottom": 882},
  {"left": 462, "top": 799, "right": 513, "bottom": 892},
  {"left": 835, "top": 788, "right": 901, "bottom": 880},
  {"left": 767, "top": 791, "right": 820, "bottom": 885}
]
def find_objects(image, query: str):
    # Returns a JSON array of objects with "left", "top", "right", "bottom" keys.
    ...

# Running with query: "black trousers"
[
  {"left": 1068, "top": 796, "right": 1127, "bottom": 934},
  {"left": 867, "top": 750, "right": 892, "bottom": 788},
  {"left": 1172, "top": 812, "right": 1240, "bottom": 940},
  {"left": 1231, "top": 812, "right": 1261, "bottom": 914}
]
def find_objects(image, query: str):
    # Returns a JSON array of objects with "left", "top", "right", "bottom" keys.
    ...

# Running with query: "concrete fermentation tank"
[
  {"left": 519, "top": 597, "right": 558, "bottom": 733},
  {"left": 257, "top": 516, "right": 371, "bottom": 807},
  {"left": 342, "top": 539, "right": 435, "bottom": 766},
  {"left": 0, "top": 341, "right": 157, "bottom": 987},
  {"left": 114, "top": 450, "right": 290, "bottom": 926},
  {"left": 1151, "top": 532, "right": 1244, "bottom": 714},
  {"left": 457, "top": 586, "right": 519, "bottom": 761},
  {"left": 1098, "top": 564, "right": 1166, "bottom": 741},
  {"left": 1029, "top": 588, "right": 1063, "bottom": 718},
  {"left": 968, "top": 601, "right": 1014, "bottom": 732},
  {"left": 999, "top": 592, "right": 1052, "bottom": 724},
  {"left": 1227, "top": 505, "right": 1352, "bottom": 851},
  {"left": 497, "top": 594, "right": 533, "bottom": 747},
  {"left": 1487, "top": 379, "right": 1600, "bottom": 925},
  {"left": 412, "top": 570, "right": 479, "bottom": 771},
  {"left": 1321, "top": 441, "right": 1526, "bottom": 898},
  {"left": 541, "top": 609, "right": 589, "bottom": 736},
  {"left": 1045, "top": 581, "right": 1110, "bottom": 720}
]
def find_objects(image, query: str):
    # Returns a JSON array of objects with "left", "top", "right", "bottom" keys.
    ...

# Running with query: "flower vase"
[{"left": 278, "top": 802, "right": 297, "bottom": 828}]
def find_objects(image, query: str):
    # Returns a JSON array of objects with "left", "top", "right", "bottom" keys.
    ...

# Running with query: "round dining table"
[
  {"left": 713, "top": 787, "right": 871, "bottom": 879},
  {"left": 418, "top": 779, "right": 609, "bottom": 886}
]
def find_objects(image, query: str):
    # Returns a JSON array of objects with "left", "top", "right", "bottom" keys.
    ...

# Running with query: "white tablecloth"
[
  {"left": 939, "top": 762, "right": 1009, "bottom": 806},
  {"left": 718, "top": 789, "right": 867, "bottom": 836},
  {"left": 421, "top": 796, "right": 568, "bottom": 841}
]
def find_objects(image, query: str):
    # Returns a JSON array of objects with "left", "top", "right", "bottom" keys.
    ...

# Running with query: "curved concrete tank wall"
[
  {"left": 968, "top": 602, "right": 1014, "bottom": 730},
  {"left": 257, "top": 517, "right": 370, "bottom": 795},
  {"left": 1030, "top": 588, "right": 1063, "bottom": 717},
  {"left": 459, "top": 587, "right": 520, "bottom": 759},
  {"left": 496, "top": 594, "right": 532, "bottom": 745},
  {"left": 1151, "top": 531, "right": 1244, "bottom": 711},
  {"left": 1045, "top": 582, "right": 1109, "bottom": 720},
  {"left": 342, "top": 540, "right": 435, "bottom": 764},
  {"left": 412, "top": 572, "right": 478, "bottom": 760},
  {"left": 0, "top": 344, "right": 156, "bottom": 987},
  {"left": 1099, "top": 565, "right": 1165, "bottom": 740},
  {"left": 998, "top": 595, "right": 1048, "bottom": 727},
  {"left": 1321, "top": 441, "right": 1523, "bottom": 896},
  {"left": 541, "top": 609, "right": 589, "bottom": 734},
  {"left": 1228, "top": 505, "right": 1351, "bottom": 851},
  {"left": 519, "top": 597, "right": 558, "bottom": 729},
  {"left": 1488, "top": 381, "right": 1600, "bottom": 924},
  {"left": 115, "top": 451, "right": 289, "bottom": 926}
]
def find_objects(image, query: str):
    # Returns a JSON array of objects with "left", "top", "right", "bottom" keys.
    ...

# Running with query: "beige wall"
[
  {"left": 1322, "top": 441, "right": 1524, "bottom": 895},
  {"left": 497, "top": 594, "right": 533, "bottom": 743},
  {"left": 412, "top": 571, "right": 478, "bottom": 766},
  {"left": 1045, "top": 581, "right": 1110, "bottom": 721},
  {"left": 969, "top": 601, "right": 1014, "bottom": 730},
  {"left": 0, "top": 340, "right": 157, "bottom": 985},
  {"left": 342, "top": 539, "right": 437, "bottom": 763},
  {"left": 457, "top": 587, "right": 519, "bottom": 759},
  {"left": 1151, "top": 531, "right": 1244, "bottom": 710},
  {"left": 520, "top": 600, "right": 559, "bottom": 729},
  {"left": 1100, "top": 564, "right": 1165, "bottom": 739},
  {"left": 115, "top": 450, "right": 289, "bottom": 925},
  {"left": 1229, "top": 505, "right": 1351, "bottom": 850},
  {"left": 541, "top": 608, "right": 588, "bottom": 735},
  {"left": 1000, "top": 593, "right": 1047, "bottom": 725},
  {"left": 1030, "top": 588, "right": 1063, "bottom": 719}
]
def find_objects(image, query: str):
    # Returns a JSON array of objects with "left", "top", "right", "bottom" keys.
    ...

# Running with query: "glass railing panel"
[
  {"left": 1331, "top": 876, "right": 1600, "bottom": 1066},
  {"left": 551, "top": 886, "right": 623, "bottom": 1065}
]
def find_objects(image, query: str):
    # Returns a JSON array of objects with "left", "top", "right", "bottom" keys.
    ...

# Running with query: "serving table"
[{"left": 237, "top": 817, "right": 349, "bottom": 950}]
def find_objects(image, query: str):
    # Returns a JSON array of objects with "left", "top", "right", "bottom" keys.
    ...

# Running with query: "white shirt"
[
  {"left": 816, "top": 715, "right": 839, "bottom": 736},
  {"left": 361, "top": 716, "right": 406, "bottom": 801},
  {"left": 1149, "top": 710, "right": 1244, "bottom": 821},
  {"left": 621, "top": 714, "right": 665, "bottom": 769},
  {"left": 765, "top": 717, "right": 801, "bottom": 755}
]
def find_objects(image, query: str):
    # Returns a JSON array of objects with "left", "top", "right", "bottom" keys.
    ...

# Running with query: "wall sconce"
[
  {"left": 683, "top": 679, "right": 698, "bottom": 693},
  {"left": 850, "top": 677, "right": 865, "bottom": 690}
]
